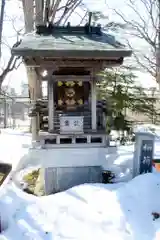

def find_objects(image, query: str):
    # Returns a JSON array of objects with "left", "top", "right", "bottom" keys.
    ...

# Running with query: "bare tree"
[
  {"left": 22, "top": 0, "right": 86, "bottom": 31},
  {"left": 21, "top": 0, "right": 87, "bottom": 102},
  {"left": 0, "top": 0, "right": 24, "bottom": 90},
  {"left": 0, "top": 49, "right": 21, "bottom": 89},
  {"left": 112, "top": 0, "right": 158, "bottom": 80},
  {"left": 0, "top": 0, "right": 87, "bottom": 91}
]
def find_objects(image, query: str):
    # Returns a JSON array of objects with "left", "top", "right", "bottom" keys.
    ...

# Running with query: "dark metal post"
[
  {"left": 156, "top": 0, "right": 160, "bottom": 87},
  {"left": 0, "top": 0, "right": 5, "bottom": 58}
]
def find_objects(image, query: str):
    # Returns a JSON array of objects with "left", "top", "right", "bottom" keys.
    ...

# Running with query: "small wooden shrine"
[{"left": 12, "top": 20, "right": 131, "bottom": 147}]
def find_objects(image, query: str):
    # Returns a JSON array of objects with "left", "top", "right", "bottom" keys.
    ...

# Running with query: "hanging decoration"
[{"left": 58, "top": 99, "right": 63, "bottom": 106}]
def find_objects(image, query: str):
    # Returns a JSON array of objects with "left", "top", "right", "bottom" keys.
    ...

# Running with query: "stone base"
[{"left": 44, "top": 166, "right": 102, "bottom": 195}]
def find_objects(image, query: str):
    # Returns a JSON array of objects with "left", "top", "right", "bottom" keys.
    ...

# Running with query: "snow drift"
[{"left": 0, "top": 173, "right": 160, "bottom": 239}]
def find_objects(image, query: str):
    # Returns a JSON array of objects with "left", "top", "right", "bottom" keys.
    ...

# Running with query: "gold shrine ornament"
[
  {"left": 58, "top": 81, "right": 63, "bottom": 87},
  {"left": 77, "top": 99, "right": 83, "bottom": 105},
  {"left": 65, "top": 81, "right": 75, "bottom": 87},
  {"left": 77, "top": 81, "right": 82, "bottom": 86},
  {"left": 58, "top": 99, "right": 63, "bottom": 105}
]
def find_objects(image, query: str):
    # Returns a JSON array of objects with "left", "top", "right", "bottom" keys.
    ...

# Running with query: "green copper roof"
[{"left": 12, "top": 25, "right": 132, "bottom": 59}]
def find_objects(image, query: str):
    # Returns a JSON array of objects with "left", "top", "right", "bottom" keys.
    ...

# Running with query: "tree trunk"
[
  {"left": 22, "top": 0, "right": 43, "bottom": 139},
  {"left": 35, "top": 0, "right": 44, "bottom": 26},
  {"left": 22, "top": 0, "right": 34, "bottom": 33}
]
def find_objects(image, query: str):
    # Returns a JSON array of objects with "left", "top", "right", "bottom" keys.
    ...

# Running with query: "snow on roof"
[{"left": 12, "top": 27, "right": 132, "bottom": 58}]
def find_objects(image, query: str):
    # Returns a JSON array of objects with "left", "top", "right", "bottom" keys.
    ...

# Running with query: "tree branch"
[
  {"left": 54, "top": 0, "right": 82, "bottom": 25},
  {"left": 127, "top": 40, "right": 155, "bottom": 76},
  {"left": 0, "top": 41, "right": 22, "bottom": 87},
  {"left": 63, "top": 0, "right": 82, "bottom": 25},
  {"left": 114, "top": 9, "right": 156, "bottom": 49},
  {"left": 51, "top": 0, "right": 62, "bottom": 22},
  {"left": 113, "top": 0, "right": 157, "bottom": 79}
]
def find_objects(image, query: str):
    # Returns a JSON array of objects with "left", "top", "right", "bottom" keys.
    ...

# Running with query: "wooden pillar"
[
  {"left": 36, "top": 76, "right": 42, "bottom": 136},
  {"left": 28, "top": 67, "right": 38, "bottom": 142},
  {"left": 37, "top": 77, "right": 42, "bottom": 99},
  {"left": 48, "top": 79, "right": 54, "bottom": 131},
  {"left": 91, "top": 76, "right": 97, "bottom": 131}
]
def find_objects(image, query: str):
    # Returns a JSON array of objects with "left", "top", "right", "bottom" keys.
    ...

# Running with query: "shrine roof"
[{"left": 12, "top": 24, "right": 132, "bottom": 59}]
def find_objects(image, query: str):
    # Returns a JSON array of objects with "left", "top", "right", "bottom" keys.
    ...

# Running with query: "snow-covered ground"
[
  {"left": 0, "top": 129, "right": 31, "bottom": 170},
  {"left": 0, "top": 174, "right": 160, "bottom": 239},
  {"left": 0, "top": 128, "right": 160, "bottom": 239},
  {"left": 0, "top": 127, "right": 160, "bottom": 179},
  {"left": 0, "top": 128, "right": 160, "bottom": 182}
]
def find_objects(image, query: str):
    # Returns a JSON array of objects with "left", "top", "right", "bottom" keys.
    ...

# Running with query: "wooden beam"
[
  {"left": 24, "top": 58, "right": 117, "bottom": 69},
  {"left": 50, "top": 75, "right": 91, "bottom": 82}
]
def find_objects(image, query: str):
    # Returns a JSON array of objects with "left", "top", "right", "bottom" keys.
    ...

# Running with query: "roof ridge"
[{"left": 36, "top": 23, "right": 102, "bottom": 36}]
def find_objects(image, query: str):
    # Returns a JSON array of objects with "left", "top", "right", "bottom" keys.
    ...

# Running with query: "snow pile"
[
  {"left": 133, "top": 124, "right": 160, "bottom": 136},
  {"left": 0, "top": 130, "right": 31, "bottom": 170},
  {"left": 0, "top": 173, "right": 160, "bottom": 239}
]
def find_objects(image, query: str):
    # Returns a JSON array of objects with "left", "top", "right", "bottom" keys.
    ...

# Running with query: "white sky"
[{"left": 1, "top": 0, "right": 159, "bottom": 93}]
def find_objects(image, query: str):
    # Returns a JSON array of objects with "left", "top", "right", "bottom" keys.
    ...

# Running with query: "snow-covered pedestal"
[{"left": 133, "top": 132, "right": 155, "bottom": 178}]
